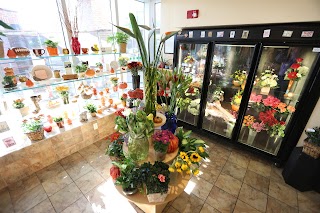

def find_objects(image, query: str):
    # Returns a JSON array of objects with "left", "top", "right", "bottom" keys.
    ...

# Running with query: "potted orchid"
[{"left": 152, "top": 130, "right": 170, "bottom": 161}]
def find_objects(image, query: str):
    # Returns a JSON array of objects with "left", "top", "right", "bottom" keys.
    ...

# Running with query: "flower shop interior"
[{"left": 0, "top": 0, "right": 320, "bottom": 212}]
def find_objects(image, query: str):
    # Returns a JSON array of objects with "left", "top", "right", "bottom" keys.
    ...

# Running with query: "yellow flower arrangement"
[
  {"left": 198, "top": 147, "right": 205, "bottom": 153},
  {"left": 181, "top": 164, "right": 189, "bottom": 171},
  {"left": 190, "top": 153, "right": 202, "bottom": 163},
  {"left": 175, "top": 161, "right": 181, "bottom": 168},
  {"left": 179, "top": 152, "right": 189, "bottom": 161},
  {"left": 243, "top": 115, "right": 255, "bottom": 127},
  {"left": 56, "top": 86, "right": 69, "bottom": 92}
]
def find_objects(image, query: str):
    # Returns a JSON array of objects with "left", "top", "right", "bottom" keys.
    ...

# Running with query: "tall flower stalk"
[{"left": 115, "top": 13, "right": 177, "bottom": 115}]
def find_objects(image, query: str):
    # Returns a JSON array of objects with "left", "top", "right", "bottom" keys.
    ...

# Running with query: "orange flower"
[
  {"left": 243, "top": 115, "right": 255, "bottom": 127},
  {"left": 287, "top": 105, "right": 296, "bottom": 113},
  {"left": 277, "top": 102, "right": 287, "bottom": 113}
]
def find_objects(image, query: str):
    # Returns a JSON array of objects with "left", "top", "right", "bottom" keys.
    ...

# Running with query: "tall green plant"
[{"left": 0, "top": 20, "right": 14, "bottom": 36}]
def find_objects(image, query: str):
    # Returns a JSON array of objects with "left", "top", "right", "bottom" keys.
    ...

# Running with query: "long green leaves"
[{"left": 0, "top": 20, "right": 14, "bottom": 30}]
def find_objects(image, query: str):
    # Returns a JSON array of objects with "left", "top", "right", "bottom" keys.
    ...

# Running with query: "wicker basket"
[
  {"left": 25, "top": 128, "right": 45, "bottom": 141},
  {"left": 302, "top": 140, "right": 320, "bottom": 159}
]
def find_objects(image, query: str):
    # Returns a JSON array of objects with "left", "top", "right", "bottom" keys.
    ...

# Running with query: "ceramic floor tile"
[
  {"left": 243, "top": 170, "right": 270, "bottom": 194},
  {"left": 163, "top": 206, "right": 180, "bottom": 213},
  {"left": 200, "top": 203, "right": 220, "bottom": 213},
  {"left": 49, "top": 182, "right": 82, "bottom": 212},
  {"left": 238, "top": 183, "right": 268, "bottom": 212},
  {"left": 171, "top": 191, "right": 204, "bottom": 213},
  {"left": 206, "top": 186, "right": 237, "bottom": 213},
  {"left": 266, "top": 196, "right": 298, "bottom": 213},
  {"left": 78, "top": 144, "right": 102, "bottom": 161},
  {"left": 41, "top": 171, "right": 73, "bottom": 196},
  {"left": 36, "top": 162, "right": 65, "bottom": 183},
  {"left": 207, "top": 155, "right": 228, "bottom": 171},
  {"left": 74, "top": 170, "right": 104, "bottom": 194},
  {"left": 0, "top": 189, "right": 14, "bottom": 213},
  {"left": 94, "top": 139, "right": 109, "bottom": 151},
  {"left": 198, "top": 163, "right": 221, "bottom": 184},
  {"left": 209, "top": 146, "right": 231, "bottom": 160},
  {"left": 59, "top": 152, "right": 86, "bottom": 171},
  {"left": 233, "top": 199, "right": 262, "bottom": 213},
  {"left": 25, "top": 198, "right": 55, "bottom": 213},
  {"left": 248, "top": 159, "right": 272, "bottom": 178},
  {"left": 61, "top": 195, "right": 94, "bottom": 213},
  {"left": 222, "top": 161, "right": 247, "bottom": 181},
  {"left": 8, "top": 174, "right": 41, "bottom": 202},
  {"left": 269, "top": 166, "right": 285, "bottom": 185},
  {"left": 228, "top": 151, "right": 250, "bottom": 168},
  {"left": 63, "top": 160, "right": 94, "bottom": 181},
  {"left": 268, "top": 180, "right": 298, "bottom": 208},
  {"left": 89, "top": 157, "right": 113, "bottom": 180},
  {"left": 187, "top": 176, "right": 213, "bottom": 201},
  {"left": 297, "top": 191, "right": 320, "bottom": 213},
  {"left": 12, "top": 184, "right": 48, "bottom": 213},
  {"left": 215, "top": 173, "right": 242, "bottom": 197}
]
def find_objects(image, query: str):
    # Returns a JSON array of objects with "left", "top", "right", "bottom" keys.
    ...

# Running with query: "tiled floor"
[{"left": 0, "top": 134, "right": 320, "bottom": 213}]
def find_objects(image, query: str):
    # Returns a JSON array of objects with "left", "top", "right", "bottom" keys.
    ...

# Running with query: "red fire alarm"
[{"left": 187, "top": 10, "right": 199, "bottom": 19}]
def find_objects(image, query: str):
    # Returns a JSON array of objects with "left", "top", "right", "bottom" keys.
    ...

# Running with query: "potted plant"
[
  {"left": 127, "top": 61, "right": 143, "bottom": 89},
  {"left": 44, "top": 39, "right": 59, "bottom": 56},
  {"left": 53, "top": 117, "right": 64, "bottom": 128},
  {"left": 230, "top": 70, "right": 247, "bottom": 87},
  {"left": 106, "top": 133, "right": 125, "bottom": 162},
  {"left": 22, "top": 120, "right": 44, "bottom": 141},
  {"left": 211, "top": 86, "right": 224, "bottom": 103},
  {"left": 13, "top": 99, "right": 29, "bottom": 117},
  {"left": 75, "top": 64, "right": 88, "bottom": 78},
  {"left": 118, "top": 56, "right": 129, "bottom": 71},
  {"left": 231, "top": 90, "right": 243, "bottom": 112},
  {"left": 303, "top": 127, "right": 320, "bottom": 159},
  {"left": 112, "top": 158, "right": 142, "bottom": 195},
  {"left": 96, "top": 62, "right": 103, "bottom": 70},
  {"left": 152, "top": 130, "right": 170, "bottom": 161},
  {"left": 2, "top": 75, "right": 17, "bottom": 91},
  {"left": 140, "top": 161, "right": 170, "bottom": 202},
  {"left": 110, "top": 77, "right": 119, "bottom": 92},
  {"left": 85, "top": 103, "right": 97, "bottom": 117},
  {"left": 107, "top": 32, "right": 130, "bottom": 53}
]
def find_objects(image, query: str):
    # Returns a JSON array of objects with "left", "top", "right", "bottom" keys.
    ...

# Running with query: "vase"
[
  {"left": 55, "top": 121, "right": 64, "bottom": 128},
  {"left": 260, "top": 87, "right": 270, "bottom": 95},
  {"left": 113, "top": 85, "right": 118, "bottom": 92},
  {"left": 147, "top": 192, "right": 168, "bottom": 203},
  {"left": 122, "top": 187, "right": 138, "bottom": 196},
  {"left": 123, "top": 133, "right": 149, "bottom": 162},
  {"left": 239, "top": 126, "right": 247, "bottom": 141},
  {"left": 132, "top": 75, "right": 140, "bottom": 89},
  {"left": 284, "top": 80, "right": 297, "bottom": 97},
  {"left": 91, "top": 112, "right": 97, "bottom": 117},
  {"left": 19, "top": 106, "right": 29, "bottom": 117},
  {"left": 7, "top": 48, "right": 16, "bottom": 58},
  {"left": 225, "top": 122, "right": 234, "bottom": 138},
  {"left": 247, "top": 129, "right": 257, "bottom": 145},
  {"left": 265, "top": 135, "right": 282, "bottom": 154},
  {"left": 154, "top": 147, "right": 168, "bottom": 161},
  {"left": 144, "top": 68, "right": 157, "bottom": 116},
  {"left": 161, "top": 112, "right": 177, "bottom": 134},
  {"left": 71, "top": 37, "right": 81, "bottom": 55}
]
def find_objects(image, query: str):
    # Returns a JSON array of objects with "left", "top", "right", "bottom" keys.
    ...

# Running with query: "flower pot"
[
  {"left": 231, "top": 104, "right": 239, "bottom": 112},
  {"left": 46, "top": 47, "right": 58, "bottom": 56},
  {"left": 232, "top": 80, "right": 241, "bottom": 87},
  {"left": 123, "top": 133, "right": 149, "bottom": 162},
  {"left": 55, "top": 121, "right": 64, "bottom": 128},
  {"left": 247, "top": 129, "right": 257, "bottom": 145},
  {"left": 302, "top": 140, "right": 320, "bottom": 159},
  {"left": 7, "top": 48, "right": 16, "bottom": 58},
  {"left": 71, "top": 37, "right": 81, "bottom": 55},
  {"left": 260, "top": 87, "right": 271, "bottom": 95},
  {"left": 18, "top": 106, "right": 29, "bottom": 117},
  {"left": 119, "top": 43, "right": 127, "bottom": 53},
  {"left": 147, "top": 192, "right": 168, "bottom": 203},
  {"left": 132, "top": 75, "right": 140, "bottom": 89},
  {"left": 113, "top": 85, "right": 118, "bottom": 92},
  {"left": 122, "top": 187, "right": 138, "bottom": 196},
  {"left": 154, "top": 148, "right": 167, "bottom": 161},
  {"left": 91, "top": 112, "right": 97, "bottom": 117},
  {"left": 25, "top": 128, "right": 44, "bottom": 141},
  {"left": 161, "top": 112, "right": 177, "bottom": 134}
]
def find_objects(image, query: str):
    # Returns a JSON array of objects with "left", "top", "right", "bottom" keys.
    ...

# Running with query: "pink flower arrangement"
[
  {"left": 158, "top": 174, "right": 166, "bottom": 182},
  {"left": 250, "top": 93, "right": 262, "bottom": 103},
  {"left": 262, "top": 96, "right": 281, "bottom": 108},
  {"left": 250, "top": 122, "right": 265, "bottom": 132},
  {"left": 152, "top": 130, "right": 172, "bottom": 144}
]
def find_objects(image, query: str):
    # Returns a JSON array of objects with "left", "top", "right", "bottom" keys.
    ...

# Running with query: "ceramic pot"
[
  {"left": 7, "top": 48, "right": 16, "bottom": 58},
  {"left": 91, "top": 112, "right": 97, "bottom": 117},
  {"left": 46, "top": 47, "right": 58, "bottom": 56},
  {"left": 62, "top": 48, "right": 69, "bottom": 54},
  {"left": 119, "top": 43, "right": 127, "bottom": 53}
]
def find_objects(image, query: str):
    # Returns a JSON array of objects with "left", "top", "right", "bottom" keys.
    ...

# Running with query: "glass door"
[
  {"left": 202, "top": 44, "right": 255, "bottom": 138},
  {"left": 177, "top": 43, "right": 208, "bottom": 126},
  {"left": 239, "top": 46, "right": 319, "bottom": 155}
]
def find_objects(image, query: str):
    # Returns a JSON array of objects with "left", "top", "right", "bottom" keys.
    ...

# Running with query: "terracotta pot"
[
  {"left": 55, "top": 121, "right": 64, "bottom": 128},
  {"left": 7, "top": 48, "right": 16, "bottom": 58},
  {"left": 119, "top": 43, "right": 127, "bottom": 53},
  {"left": 91, "top": 112, "right": 97, "bottom": 117},
  {"left": 46, "top": 47, "right": 58, "bottom": 56},
  {"left": 231, "top": 104, "right": 239, "bottom": 112}
]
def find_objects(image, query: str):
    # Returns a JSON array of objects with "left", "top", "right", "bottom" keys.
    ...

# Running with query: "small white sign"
[
  {"left": 241, "top": 30, "right": 249, "bottom": 39},
  {"left": 301, "top": 31, "right": 314, "bottom": 38},
  {"left": 200, "top": 31, "right": 206, "bottom": 38},
  {"left": 312, "top": 47, "right": 320, "bottom": 52},
  {"left": 217, "top": 31, "right": 224, "bottom": 38},
  {"left": 263, "top": 29, "right": 271, "bottom": 38},
  {"left": 208, "top": 31, "right": 213, "bottom": 37},
  {"left": 282, "top": 30, "right": 293, "bottom": 37},
  {"left": 189, "top": 31, "right": 193, "bottom": 38},
  {"left": 230, "top": 31, "right": 236, "bottom": 38}
]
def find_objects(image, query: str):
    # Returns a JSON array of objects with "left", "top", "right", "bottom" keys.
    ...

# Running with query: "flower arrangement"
[
  {"left": 259, "top": 110, "right": 286, "bottom": 137},
  {"left": 121, "top": 93, "right": 128, "bottom": 102},
  {"left": 256, "top": 69, "right": 278, "bottom": 88},
  {"left": 183, "top": 55, "right": 195, "bottom": 65},
  {"left": 231, "top": 90, "right": 243, "bottom": 106},
  {"left": 127, "top": 61, "right": 143, "bottom": 76},
  {"left": 243, "top": 115, "right": 255, "bottom": 127},
  {"left": 13, "top": 99, "right": 25, "bottom": 109},
  {"left": 128, "top": 88, "right": 143, "bottom": 100},
  {"left": 285, "top": 58, "right": 309, "bottom": 81},
  {"left": 56, "top": 86, "right": 69, "bottom": 104},
  {"left": 250, "top": 94, "right": 295, "bottom": 114},
  {"left": 230, "top": 70, "right": 247, "bottom": 83},
  {"left": 118, "top": 56, "right": 129, "bottom": 67},
  {"left": 22, "top": 120, "right": 43, "bottom": 133},
  {"left": 152, "top": 130, "right": 170, "bottom": 153},
  {"left": 249, "top": 122, "right": 265, "bottom": 133},
  {"left": 211, "top": 86, "right": 224, "bottom": 102},
  {"left": 305, "top": 127, "right": 320, "bottom": 146},
  {"left": 110, "top": 77, "right": 119, "bottom": 85},
  {"left": 106, "top": 132, "right": 125, "bottom": 161}
]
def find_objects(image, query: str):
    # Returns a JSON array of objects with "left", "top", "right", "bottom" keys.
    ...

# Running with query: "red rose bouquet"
[{"left": 285, "top": 58, "right": 309, "bottom": 81}]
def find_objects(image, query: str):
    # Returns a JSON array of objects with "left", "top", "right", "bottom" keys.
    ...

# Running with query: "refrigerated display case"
[{"left": 173, "top": 23, "right": 320, "bottom": 164}]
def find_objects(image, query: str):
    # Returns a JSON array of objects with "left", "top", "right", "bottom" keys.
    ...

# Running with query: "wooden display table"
[{"left": 115, "top": 174, "right": 190, "bottom": 213}]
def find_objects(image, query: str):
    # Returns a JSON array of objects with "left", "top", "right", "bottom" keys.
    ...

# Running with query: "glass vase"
[
  {"left": 71, "top": 37, "right": 81, "bottom": 55},
  {"left": 154, "top": 145, "right": 168, "bottom": 161},
  {"left": 265, "top": 136, "right": 282, "bottom": 154},
  {"left": 161, "top": 112, "right": 177, "bottom": 134},
  {"left": 144, "top": 68, "right": 157, "bottom": 116},
  {"left": 247, "top": 129, "right": 257, "bottom": 145},
  {"left": 123, "top": 133, "right": 149, "bottom": 162},
  {"left": 132, "top": 75, "right": 140, "bottom": 89}
]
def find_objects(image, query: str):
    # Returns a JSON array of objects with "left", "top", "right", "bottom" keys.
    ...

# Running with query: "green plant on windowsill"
[
  {"left": 107, "top": 32, "right": 130, "bottom": 44},
  {"left": 75, "top": 64, "right": 88, "bottom": 73},
  {"left": 84, "top": 103, "right": 97, "bottom": 113},
  {"left": 13, "top": 99, "right": 25, "bottom": 109},
  {"left": 44, "top": 39, "right": 58, "bottom": 48},
  {"left": 53, "top": 117, "right": 63, "bottom": 122},
  {"left": 22, "top": 120, "right": 42, "bottom": 133}
]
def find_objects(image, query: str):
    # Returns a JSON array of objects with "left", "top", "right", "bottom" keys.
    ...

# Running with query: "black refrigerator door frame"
[{"left": 173, "top": 40, "right": 212, "bottom": 128}]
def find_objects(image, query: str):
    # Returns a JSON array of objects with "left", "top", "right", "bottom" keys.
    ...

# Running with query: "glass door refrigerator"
[{"left": 174, "top": 23, "right": 320, "bottom": 164}]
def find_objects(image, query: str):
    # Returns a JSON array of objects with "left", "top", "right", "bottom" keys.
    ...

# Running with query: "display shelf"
[
  {"left": 1, "top": 70, "right": 130, "bottom": 95},
  {"left": 0, "top": 52, "right": 121, "bottom": 63}
]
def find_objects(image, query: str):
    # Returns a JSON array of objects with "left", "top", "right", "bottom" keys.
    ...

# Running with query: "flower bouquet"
[
  {"left": 56, "top": 86, "right": 69, "bottom": 104},
  {"left": 115, "top": 109, "right": 154, "bottom": 161},
  {"left": 128, "top": 61, "right": 143, "bottom": 89},
  {"left": 303, "top": 127, "right": 320, "bottom": 158},
  {"left": 230, "top": 70, "right": 247, "bottom": 86},
  {"left": 256, "top": 69, "right": 278, "bottom": 95},
  {"left": 247, "top": 121, "right": 265, "bottom": 145},
  {"left": 110, "top": 77, "right": 119, "bottom": 92},
  {"left": 231, "top": 90, "right": 243, "bottom": 112},
  {"left": 152, "top": 130, "right": 170, "bottom": 161},
  {"left": 211, "top": 86, "right": 224, "bottom": 103}
]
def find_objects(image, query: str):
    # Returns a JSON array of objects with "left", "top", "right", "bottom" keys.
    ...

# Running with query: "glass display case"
[{"left": 176, "top": 43, "right": 208, "bottom": 126}]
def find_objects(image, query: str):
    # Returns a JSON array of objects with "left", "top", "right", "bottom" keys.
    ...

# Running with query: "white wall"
[{"left": 161, "top": 0, "right": 320, "bottom": 32}]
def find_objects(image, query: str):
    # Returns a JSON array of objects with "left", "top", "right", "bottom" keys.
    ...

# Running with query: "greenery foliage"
[
  {"left": 113, "top": 158, "right": 141, "bottom": 190},
  {"left": 22, "top": 120, "right": 42, "bottom": 133},
  {"left": 85, "top": 103, "right": 97, "bottom": 113},
  {"left": 107, "top": 32, "right": 130, "bottom": 44},
  {"left": 75, "top": 64, "right": 88, "bottom": 73},
  {"left": 44, "top": 39, "right": 58, "bottom": 48},
  {"left": 53, "top": 117, "right": 63, "bottom": 122},
  {"left": 106, "top": 137, "right": 125, "bottom": 159},
  {"left": 305, "top": 127, "right": 320, "bottom": 146}
]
